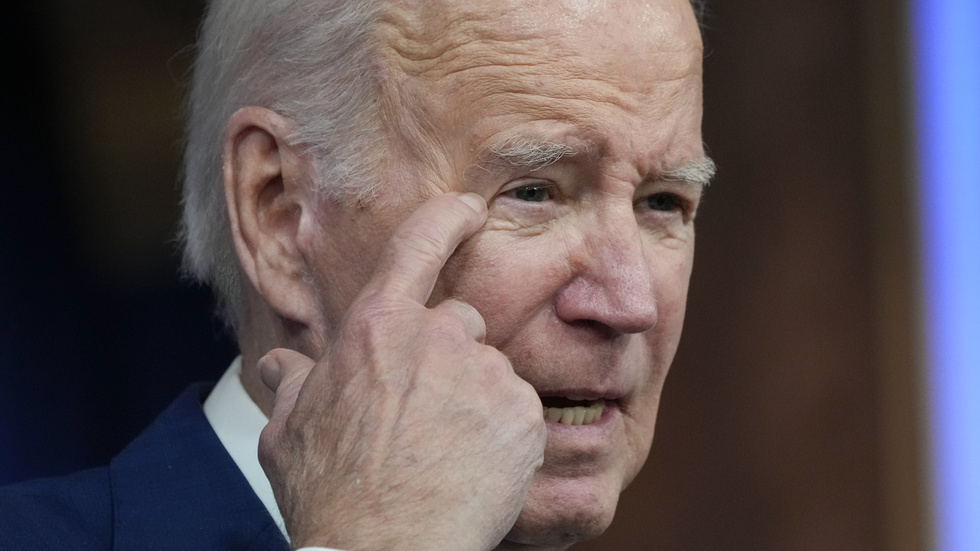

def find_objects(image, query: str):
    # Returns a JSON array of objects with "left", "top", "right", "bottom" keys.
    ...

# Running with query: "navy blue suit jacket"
[{"left": 0, "top": 384, "right": 289, "bottom": 550}]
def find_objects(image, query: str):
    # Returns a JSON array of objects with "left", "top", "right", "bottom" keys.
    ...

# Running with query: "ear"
[{"left": 224, "top": 106, "right": 320, "bottom": 326}]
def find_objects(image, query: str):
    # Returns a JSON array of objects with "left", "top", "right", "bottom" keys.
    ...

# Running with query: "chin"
[{"left": 501, "top": 470, "right": 623, "bottom": 549}]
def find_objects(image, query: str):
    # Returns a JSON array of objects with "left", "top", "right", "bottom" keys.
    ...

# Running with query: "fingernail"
[
  {"left": 258, "top": 352, "right": 283, "bottom": 391},
  {"left": 458, "top": 193, "right": 486, "bottom": 213}
]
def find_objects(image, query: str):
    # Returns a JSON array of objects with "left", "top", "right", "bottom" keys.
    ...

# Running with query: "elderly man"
[{"left": 1, "top": 0, "right": 712, "bottom": 549}]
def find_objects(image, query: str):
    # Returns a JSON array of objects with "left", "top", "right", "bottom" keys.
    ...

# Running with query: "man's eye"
[
  {"left": 509, "top": 185, "right": 551, "bottom": 202},
  {"left": 644, "top": 192, "right": 683, "bottom": 212}
]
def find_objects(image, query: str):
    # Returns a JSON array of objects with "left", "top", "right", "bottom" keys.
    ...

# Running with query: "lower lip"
[{"left": 541, "top": 402, "right": 620, "bottom": 463}]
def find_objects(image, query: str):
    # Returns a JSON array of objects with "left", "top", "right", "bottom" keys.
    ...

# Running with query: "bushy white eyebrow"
[
  {"left": 479, "top": 137, "right": 716, "bottom": 189},
  {"left": 661, "top": 156, "right": 716, "bottom": 187},
  {"left": 485, "top": 137, "right": 576, "bottom": 171}
]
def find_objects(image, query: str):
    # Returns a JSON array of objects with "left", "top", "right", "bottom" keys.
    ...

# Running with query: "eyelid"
[
  {"left": 636, "top": 180, "right": 701, "bottom": 204},
  {"left": 634, "top": 190, "right": 676, "bottom": 204},
  {"left": 634, "top": 191, "right": 699, "bottom": 223},
  {"left": 500, "top": 177, "right": 554, "bottom": 193},
  {"left": 498, "top": 178, "right": 558, "bottom": 201},
  {"left": 486, "top": 178, "right": 559, "bottom": 212}
]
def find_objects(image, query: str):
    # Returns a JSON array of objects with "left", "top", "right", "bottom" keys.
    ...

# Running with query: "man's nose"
[{"left": 554, "top": 208, "right": 659, "bottom": 335}]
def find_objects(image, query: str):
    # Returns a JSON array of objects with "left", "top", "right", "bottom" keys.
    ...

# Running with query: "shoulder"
[
  {"left": 0, "top": 467, "right": 112, "bottom": 549},
  {"left": 0, "top": 385, "right": 214, "bottom": 550},
  {"left": 0, "top": 383, "right": 285, "bottom": 551},
  {"left": 106, "top": 382, "right": 287, "bottom": 550}
]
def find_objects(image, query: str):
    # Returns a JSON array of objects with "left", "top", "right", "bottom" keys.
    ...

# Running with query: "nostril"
[{"left": 565, "top": 319, "right": 620, "bottom": 338}]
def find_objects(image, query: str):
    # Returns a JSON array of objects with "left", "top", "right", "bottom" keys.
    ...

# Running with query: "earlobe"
[{"left": 224, "top": 106, "right": 320, "bottom": 326}]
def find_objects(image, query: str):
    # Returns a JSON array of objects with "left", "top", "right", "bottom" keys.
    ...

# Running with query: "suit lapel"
[{"left": 109, "top": 383, "right": 289, "bottom": 551}]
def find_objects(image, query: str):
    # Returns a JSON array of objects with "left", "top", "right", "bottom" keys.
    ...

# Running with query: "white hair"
[
  {"left": 662, "top": 156, "right": 716, "bottom": 188},
  {"left": 487, "top": 138, "right": 576, "bottom": 171},
  {"left": 180, "top": 0, "right": 385, "bottom": 331},
  {"left": 179, "top": 0, "right": 708, "bottom": 332}
]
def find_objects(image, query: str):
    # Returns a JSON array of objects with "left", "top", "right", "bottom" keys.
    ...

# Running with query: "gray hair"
[
  {"left": 180, "top": 0, "right": 385, "bottom": 331},
  {"left": 179, "top": 0, "right": 707, "bottom": 332}
]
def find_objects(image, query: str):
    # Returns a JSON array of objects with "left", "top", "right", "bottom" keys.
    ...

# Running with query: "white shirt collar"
[
  {"left": 202, "top": 357, "right": 342, "bottom": 551},
  {"left": 202, "top": 357, "right": 287, "bottom": 536}
]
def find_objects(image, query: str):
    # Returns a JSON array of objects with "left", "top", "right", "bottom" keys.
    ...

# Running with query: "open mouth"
[{"left": 540, "top": 396, "right": 607, "bottom": 426}]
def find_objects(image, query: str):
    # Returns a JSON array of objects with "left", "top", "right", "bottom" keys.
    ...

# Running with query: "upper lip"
[{"left": 535, "top": 388, "right": 626, "bottom": 402}]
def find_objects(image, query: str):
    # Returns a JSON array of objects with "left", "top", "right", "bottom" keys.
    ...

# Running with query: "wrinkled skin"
[
  {"left": 257, "top": 194, "right": 547, "bottom": 550},
  {"left": 248, "top": 0, "right": 706, "bottom": 549}
]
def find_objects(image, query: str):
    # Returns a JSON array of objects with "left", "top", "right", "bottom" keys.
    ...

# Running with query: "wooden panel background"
[{"left": 580, "top": 0, "right": 928, "bottom": 549}]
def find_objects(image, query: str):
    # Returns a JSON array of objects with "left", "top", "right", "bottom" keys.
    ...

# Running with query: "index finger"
[{"left": 372, "top": 192, "right": 487, "bottom": 304}]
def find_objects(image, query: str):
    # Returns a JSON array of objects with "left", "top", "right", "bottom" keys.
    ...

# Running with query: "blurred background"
[{"left": 1, "top": 1, "right": 975, "bottom": 550}]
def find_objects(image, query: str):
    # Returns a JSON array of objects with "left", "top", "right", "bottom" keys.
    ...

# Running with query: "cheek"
[
  {"left": 625, "top": 246, "right": 693, "bottom": 422},
  {"left": 432, "top": 230, "right": 568, "bottom": 343},
  {"left": 645, "top": 248, "right": 693, "bottom": 368}
]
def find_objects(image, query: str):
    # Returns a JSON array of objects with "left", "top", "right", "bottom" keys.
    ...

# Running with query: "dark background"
[
  {"left": 0, "top": 0, "right": 236, "bottom": 482},
  {"left": 0, "top": 1, "right": 929, "bottom": 550}
]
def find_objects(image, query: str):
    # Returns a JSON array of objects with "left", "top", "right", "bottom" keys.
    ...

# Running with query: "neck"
[{"left": 235, "top": 291, "right": 321, "bottom": 418}]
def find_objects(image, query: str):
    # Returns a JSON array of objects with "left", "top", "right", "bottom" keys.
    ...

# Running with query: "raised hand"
[{"left": 257, "top": 192, "right": 547, "bottom": 551}]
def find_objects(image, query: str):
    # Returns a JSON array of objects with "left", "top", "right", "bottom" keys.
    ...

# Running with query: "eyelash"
[
  {"left": 503, "top": 183, "right": 692, "bottom": 217},
  {"left": 641, "top": 192, "right": 686, "bottom": 213},
  {"left": 504, "top": 182, "right": 554, "bottom": 203}
]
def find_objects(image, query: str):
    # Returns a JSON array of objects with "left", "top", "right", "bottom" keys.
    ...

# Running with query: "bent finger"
[
  {"left": 372, "top": 192, "right": 487, "bottom": 304},
  {"left": 434, "top": 298, "right": 488, "bottom": 344}
]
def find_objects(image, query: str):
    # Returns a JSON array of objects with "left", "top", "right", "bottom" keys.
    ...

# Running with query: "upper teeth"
[{"left": 543, "top": 400, "right": 605, "bottom": 426}]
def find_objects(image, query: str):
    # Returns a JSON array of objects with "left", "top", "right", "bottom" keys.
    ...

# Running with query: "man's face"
[{"left": 307, "top": 0, "right": 704, "bottom": 546}]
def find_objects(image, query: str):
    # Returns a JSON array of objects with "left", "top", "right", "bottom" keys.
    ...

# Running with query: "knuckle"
[
  {"left": 257, "top": 422, "right": 283, "bottom": 469},
  {"left": 445, "top": 298, "right": 483, "bottom": 324},
  {"left": 478, "top": 348, "right": 511, "bottom": 381},
  {"left": 515, "top": 382, "right": 546, "bottom": 425},
  {"left": 423, "top": 306, "right": 470, "bottom": 343},
  {"left": 440, "top": 297, "right": 473, "bottom": 314},
  {"left": 343, "top": 297, "right": 401, "bottom": 343}
]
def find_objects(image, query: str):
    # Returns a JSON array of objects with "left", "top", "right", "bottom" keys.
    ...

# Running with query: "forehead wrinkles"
[
  {"left": 374, "top": 4, "right": 698, "bottom": 105},
  {"left": 371, "top": 0, "right": 703, "bottom": 184},
  {"left": 374, "top": 0, "right": 701, "bottom": 83},
  {"left": 375, "top": 2, "right": 569, "bottom": 79}
]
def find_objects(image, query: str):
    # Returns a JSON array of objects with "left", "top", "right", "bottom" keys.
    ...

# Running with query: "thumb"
[{"left": 258, "top": 348, "right": 316, "bottom": 420}]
